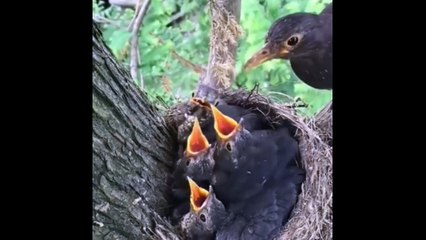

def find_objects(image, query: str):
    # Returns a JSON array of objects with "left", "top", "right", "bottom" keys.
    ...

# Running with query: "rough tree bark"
[{"left": 93, "top": 23, "right": 181, "bottom": 240}]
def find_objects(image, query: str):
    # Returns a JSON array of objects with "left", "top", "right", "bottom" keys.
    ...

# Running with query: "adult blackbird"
[
  {"left": 180, "top": 177, "right": 227, "bottom": 240},
  {"left": 209, "top": 105, "right": 301, "bottom": 205},
  {"left": 244, "top": 3, "right": 332, "bottom": 90}
]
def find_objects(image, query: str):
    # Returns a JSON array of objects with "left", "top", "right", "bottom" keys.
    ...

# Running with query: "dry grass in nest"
[{"left": 165, "top": 89, "right": 333, "bottom": 240}]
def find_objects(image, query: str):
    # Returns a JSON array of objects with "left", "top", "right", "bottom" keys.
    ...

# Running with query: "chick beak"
[
  {"left": 243, "top": 43, "right": 289, "bottom": 72},
  {"left": 185, "top": 118, "right": 210, "bottom": 157},
  {"left": 211, "top": 105, "right": 240, "bottom": 142},
  {"left": 187, "top": 176, "right": 209, "bottom": 213},
  {"left": 190, "top": 97, "right": 211, "bottom": 109}
]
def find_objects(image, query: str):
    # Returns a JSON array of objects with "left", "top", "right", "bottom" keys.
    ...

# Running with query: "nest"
[{"left": 165, "top": 89, "right": 333, "bottom": 240}]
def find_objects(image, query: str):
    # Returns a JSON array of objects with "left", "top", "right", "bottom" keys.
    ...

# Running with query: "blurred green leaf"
[
  {"left": 265, "top": 0, "right": 280, "bottom": 16},
  {"left": 108, "top": 30, "right": 131, "bottom": 57},
  {"left": 285, "top": 1, "right": 302, "bottom": 13}
]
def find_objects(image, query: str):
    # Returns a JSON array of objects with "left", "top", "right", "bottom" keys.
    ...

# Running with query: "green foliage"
[{"left": 93, "top": 0, "right": 332, "bottom": 116}]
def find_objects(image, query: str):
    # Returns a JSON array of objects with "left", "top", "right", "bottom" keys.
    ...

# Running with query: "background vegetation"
[{"left": 93, "top": 0, "right": 332, "bottom": 116}]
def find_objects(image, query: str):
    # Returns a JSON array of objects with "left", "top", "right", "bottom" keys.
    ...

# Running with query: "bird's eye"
[
  {"left": 287, "top": 36, "right": 299, "bottom": 46},
  {"left": 186, "top": 159, "right": 190, "bottom": 166},
  {"left": 225, "top": 142, "right": 232, "bottom": 152},
  {"left": 200, "top": 214, "right": 206, "bottom": 222}
]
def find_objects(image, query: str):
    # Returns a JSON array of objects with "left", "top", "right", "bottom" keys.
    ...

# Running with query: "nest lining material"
[{"left": 166, "top": 89, "right": 333, "bottom": 240}]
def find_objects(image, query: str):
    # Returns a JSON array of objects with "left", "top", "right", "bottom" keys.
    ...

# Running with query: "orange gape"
[
  {"left": 187, "top": 177, "right": 209, "bottom": 212},
  {"left": 186, "top": 118, "right": 210, "bottom": 157},
  {"left": 210, "top": 105, "right": 240, "bottom": 141}
]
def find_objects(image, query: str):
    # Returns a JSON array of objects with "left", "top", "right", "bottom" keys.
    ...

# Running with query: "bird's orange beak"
[
  {"left": 243, "top": 43, "right": 290, "bottom": 72},
  {"left": 187, "top": 176, "right": 209, "bottom": 213},
  {"left": 211, "top": 105, "right": 240, "bottom": 142},
  {"left": 185, "top": 118, "right": 210, "bottom": 157}
]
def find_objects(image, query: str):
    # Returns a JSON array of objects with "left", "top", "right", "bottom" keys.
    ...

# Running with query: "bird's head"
[
  {"left": 181, "top": 177, "right": 226, "bottom": 238},
  {"left": 210, "top": 104, "right": 244, "bottom": 144},
  {"left": 184, "top": 117, "right": 215, "bottom": 179},
  {"left": 244, "top": 13, "right": 322, "bottom": 71},
  {"left": 190, "top": 98, "right": 249, "bottom": 153},
  {"left": 185, "top": 117, "right": 210, "bottom": 158}
]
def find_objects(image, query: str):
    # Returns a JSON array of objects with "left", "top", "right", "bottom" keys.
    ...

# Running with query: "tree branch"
[
  {"left": 129, "top": 0, "right": 151, "bottom": 89},
  {"left": 194, "top": 0, "right": 242, "bottom": 102}
]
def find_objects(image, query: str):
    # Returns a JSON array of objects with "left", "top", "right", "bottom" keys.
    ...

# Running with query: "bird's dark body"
[
  {"left": 292, "top": 4, "right": 332, "bottom": 89},
  {"left": 176, "top": 123, "right": 305, "bottom": 239},
  {"left": 215, "top": 166, "right": 305, "bottom": 240},
  {"left": 212, "top": 126, "right": 300, "bottom": 206},
  {"left": 289, "top": 46, "right": 332, "bottom": 90},
  {"left": 180, "top": 165, "right": 304, "bottom": 240}
]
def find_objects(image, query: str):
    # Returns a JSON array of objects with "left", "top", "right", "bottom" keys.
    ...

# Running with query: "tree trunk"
[{"left": 92, "top": 23, "right": 180, "bottom": 240}]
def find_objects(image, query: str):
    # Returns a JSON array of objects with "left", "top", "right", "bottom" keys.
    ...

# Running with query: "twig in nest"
[
  {"left": 129, "top": 0, "right": 151, "bottom": 89},
  {"left": 284, "top": 97, "right": 309, "bottom": 109},
  {"left": 293, "top": 97, "right": 309, "bottom": 108},
  {"left": 245, "top": 82, "right": 260, "bottom": 103},
  {"left": 267, "top": 91, "right": 295, "bottom": 103}
]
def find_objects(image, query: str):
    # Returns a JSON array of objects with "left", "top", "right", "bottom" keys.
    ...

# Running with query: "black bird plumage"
[
  {"left": 180, "top": 166, "right": 305, "bottom": 240},
  {"left": 212, "top": 125, "right": 301, "bottom": 206},
  {"left": 216, "top": 167, "right": 305, "bottom": 240},
  {"left": 244, "top": 3, "right": 332, "bottom": 90}
]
